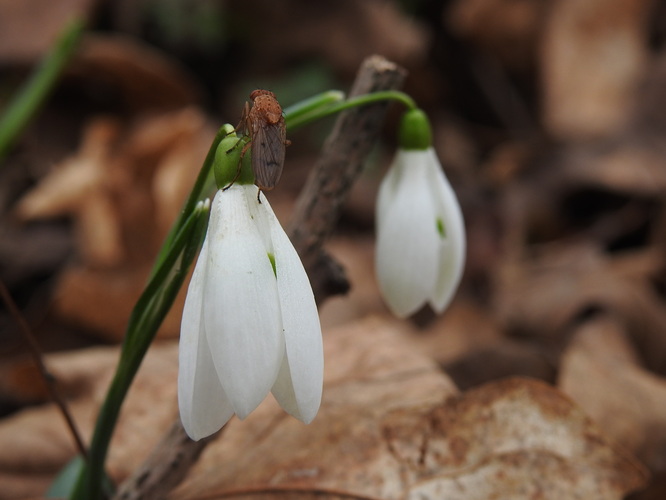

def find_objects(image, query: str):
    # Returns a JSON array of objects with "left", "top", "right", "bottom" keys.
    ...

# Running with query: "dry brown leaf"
[
  {"left": 541, "top": 0, "right": 655, "bottom": 139},
  {"left": 0, "top": 316, "right": 649, "bottom": 499},
  {"left": 559, "top": 314, "right": 666, "bottom": 486},
  {"left": 15, "top": 118, "right": 124, "bottom": 267},
  {"left": 175, "top": 374, "right": 647, "bottom": 500},
  {"left": 77, "top": 191, "right": 126, "bottom": 267},
  {"left": 231, "top": 0, "right": 429, "bottom": 75},
  {"left": 398, "top": 377, "right": 647, "bottom": 500},
  {"left": 173, "top": 315, "right": 457, "bottom": 499},
  {"left": 417, "top": 298, "right": 503, "bottom": 365},
  {"left": 151, "top": 109, "right": 213, "bottom": 235},
  {"left": 52, "top": 264, "right": 186, "bottom": 342},
  {"left": 633, "top": 50, "right": 666, "bottom": 133},
  {"left": 498, "top": 122, "right": 666, "bottom": 206},
  {"left": 319, "top": 236, "right": 386, "bottom": 328},
  {"left": 173, "top": 318, "right": 646, "bottom": 500},
  {"left": 15, "top": 107, "right": 215, "bottom": 340},
  {"left": 442, "top": 338, "right": 555, "bottom": 390},
  {"left": 494, "top": 242, "right": 666, "bottom": 372},
  {"left": 557, "top": 141, "right": 666, "bottom": 196},
  {"left": 15, "top": 119, "right": 120, "bottom": 220},
  {"left": 100, "top": 108, "right": 214, "bottom": 266},
  {"left": 495, "top": 242, "right": 609, "bottom": 336},
  {"left": 0, "top": 223, "right": 73, "bottom": 290},
  {"left": 0, "top": 0, "right": 94, "bottom": 63},
  {"left": 0, "top": 358, "right": 50, "bottom": 406},
  {"left": 0, "top": 343, "right": 178, "bottom": 499},
  {"left": 70, "top": 34, "right": 200, "bottom": 112},
  {"left": 447, "top": 0, "right": 545, "bottom": 70},
  {"left": 0, "top": 315, "right": 452, "bottom": 498}
]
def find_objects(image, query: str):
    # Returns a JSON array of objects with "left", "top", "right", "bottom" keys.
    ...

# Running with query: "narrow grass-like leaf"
[{"left": 0, "top": 19, "right": 84, "bottom": 161}]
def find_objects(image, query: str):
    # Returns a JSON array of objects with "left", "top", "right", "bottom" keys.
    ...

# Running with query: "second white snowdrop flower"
[
  {"left": 376, "top": 109, "right": 466, "bottom": 318},
  {"left": 178, "top": 130, "right": 323, "bottom": 441}
]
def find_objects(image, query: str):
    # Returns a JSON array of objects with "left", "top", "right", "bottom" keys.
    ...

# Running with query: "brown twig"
[
  {"left": 112, "top": 419, "right": 220, "bottom": 500},
  {"left": 112, "top": 54, "right": 406, "bottom": 500},
  {"left": 0, "top": 278, "right": 88, "bottom": 460},
  {"left": 289, "top": 54, "right": 407, "bottom": 302}
]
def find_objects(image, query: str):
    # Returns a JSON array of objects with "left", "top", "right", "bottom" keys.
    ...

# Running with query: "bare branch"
[
  {"left": 112, "top": 420, "right": 219, "bottom": 500},
  {"left": 288, "top": 55, "right": 407, "bottom": 302}
]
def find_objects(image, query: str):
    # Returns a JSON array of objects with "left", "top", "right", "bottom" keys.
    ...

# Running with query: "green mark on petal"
[
  {"left": 267, "top": 252, "right": 277, "bottom": 278},
  {"left": 436, "top": 218, "right": 446, "bottom": 239}
]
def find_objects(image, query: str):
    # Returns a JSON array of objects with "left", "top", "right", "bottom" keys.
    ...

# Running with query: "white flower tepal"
[
  {"left": 375, "top": 117, "right": 465, "bottom": 318},
  {"left": 178, "top": 185, "right": 323, "bottom": 441}
]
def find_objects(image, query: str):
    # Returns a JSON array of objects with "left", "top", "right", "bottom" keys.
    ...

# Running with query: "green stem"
[
  {"left": 70, "top": 202, "right": 210, "bottom": 500},
  {"left": 282, "top": 90, "right": 344, "bottom": 125},
  {"left": 0, "top": 18, "right": 85, "bottom": 162},
  {"left": 285, "top": 90, "right": 416, "bottom": 131},
  {"left": 150, "top": 124, "right": 230, "bottom": 278},
  {"left": 69, "top": 123, "right": 225, "bottom": 499}
]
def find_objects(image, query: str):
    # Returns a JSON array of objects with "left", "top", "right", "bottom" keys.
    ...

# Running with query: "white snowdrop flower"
[
  {"left": 178, "top": 184, "right": 323, "bottom": 441},
  {"left": 375, "top": 109, "right": 465, "bottom": 318}
]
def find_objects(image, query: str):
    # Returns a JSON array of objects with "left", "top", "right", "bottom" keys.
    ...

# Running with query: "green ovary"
[{"left": 212, "top": 130, "right": 254, "bottom": 189}]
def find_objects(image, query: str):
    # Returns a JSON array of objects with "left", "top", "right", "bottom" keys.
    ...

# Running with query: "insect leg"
[{"left": 233, "top": 101, "right": 251, "bottom": 134}]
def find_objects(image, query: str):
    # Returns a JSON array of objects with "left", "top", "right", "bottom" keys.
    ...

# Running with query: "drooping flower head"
[
  {"left": 178, "top": 128, "right": 323, "bottom": 440},
  {"left": 375, "top": 109, "right": 466, "bottom": 318}
]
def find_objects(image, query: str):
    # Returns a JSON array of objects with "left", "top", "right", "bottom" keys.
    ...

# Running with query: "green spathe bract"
[
  {"left": 398, "top": 108, "right": 432, "bottom": 151},
  {"left": 213, "top": 128, "right": 254, "bottom": 189}
]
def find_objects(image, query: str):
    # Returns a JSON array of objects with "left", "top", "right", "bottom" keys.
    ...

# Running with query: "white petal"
[
  {"left": 260, "top": 197, "right": 323, "bottom": 423},
  {"left": 178, "top": 236, "right": 235, "bottom": 440},
  {"left": 203, "top": 188, "right": 285, "bottom": 419},
  {"left": 376, "top": 151, "right": 441, "bottom": 317},
  {"left": 376, "top": 152, "right": 405, "bottom": 229},
  {"left": 271, "top": 356, "right": 299, "bottom": 417},
  {"left": 424, "top": 149, "right": 466, "bottom": 312},
  {"left": 244, "top": 185, "right": 273, "bottom": 251}
]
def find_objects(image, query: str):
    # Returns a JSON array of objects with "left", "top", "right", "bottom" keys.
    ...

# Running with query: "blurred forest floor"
[{"left": 1, "top": 0, "right": 666, "bottom": 499}]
